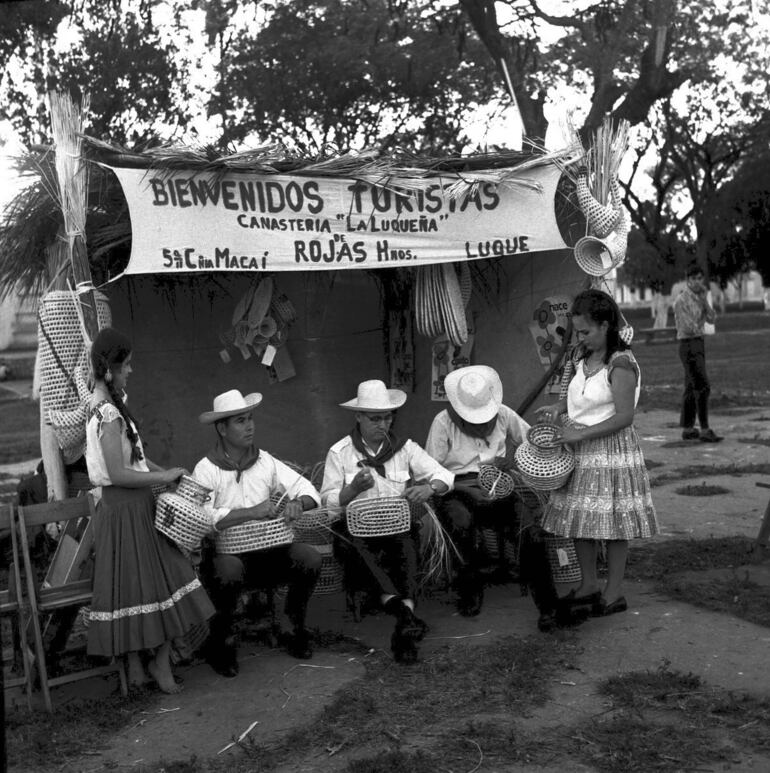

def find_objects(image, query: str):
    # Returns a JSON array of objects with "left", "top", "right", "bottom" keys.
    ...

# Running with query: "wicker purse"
[
  {"left": 155, "top": 476, "right": 214, "bottom": 552},
  {"left": 346, "top": 496, "right": 411, "bottom": 537}
]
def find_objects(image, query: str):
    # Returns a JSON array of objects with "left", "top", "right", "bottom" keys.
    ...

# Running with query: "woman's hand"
[
  {"left": 535, "top": 404, "right": 561, "bottom": 424},
  {"left": 553, "top": 426, "right": 583, "bottom": 444},
  {"left": 351, "top": 467, "right": 375, "bottom": 493},
  {"left": 403, "top": 483, "right": 433, "bottom": 504},
  {"left": 161, "top": 467, "right": 188, "bottom": 484}
]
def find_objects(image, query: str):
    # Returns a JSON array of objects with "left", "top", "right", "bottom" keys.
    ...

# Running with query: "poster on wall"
[
  {"left": 106, "top": 164, "right": 569, "bottom": 275},
  {"left": 528, "top": 296, "right": 573, "bottom": 394},
  {"left": 430, "top": 329, "right": 475, "bottom": 401}
]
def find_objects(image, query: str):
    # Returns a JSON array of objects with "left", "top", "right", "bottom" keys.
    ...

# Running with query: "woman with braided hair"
[{"left": 85, "top": 327, "right": 214, "bottom": 693}]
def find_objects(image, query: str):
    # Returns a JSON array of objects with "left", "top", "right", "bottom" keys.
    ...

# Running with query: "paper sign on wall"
[{"left": 528, "top": 296, "right": 572, "bottom": 394}]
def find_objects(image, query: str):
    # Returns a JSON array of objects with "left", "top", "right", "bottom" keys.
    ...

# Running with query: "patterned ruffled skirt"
[
  {"left": 541, "top": 423, "right": 658, "bottom": 541},
  {"left": 88, "top": 486, "right": 215, "bottom": 658}
]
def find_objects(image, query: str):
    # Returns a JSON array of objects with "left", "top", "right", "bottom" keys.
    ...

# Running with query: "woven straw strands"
[{"left": 414, "top": 263, "right": 469, "bottom": 346}]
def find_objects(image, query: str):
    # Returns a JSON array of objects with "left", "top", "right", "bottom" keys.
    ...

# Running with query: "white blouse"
[
  {"left": 85, "top": 402, "right": 149, "bottom": 487},
  {"left": 567, "top": 352, "right": 640, "bottom": 426}
]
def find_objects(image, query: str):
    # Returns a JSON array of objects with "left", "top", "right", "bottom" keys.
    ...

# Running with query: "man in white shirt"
[
  {"left": 321, "top": 380, "right": 453, "bottom": 664},
  {"left": 193, "top": 390, "right": 322, "bottom": 677},
  {"left": 426, "top": 366, "right": 530, "bottom": 617}
]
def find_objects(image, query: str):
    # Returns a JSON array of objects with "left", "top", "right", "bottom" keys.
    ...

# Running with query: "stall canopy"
[{"left": 106, "top": 157, "right": 575, "bottom": 275}]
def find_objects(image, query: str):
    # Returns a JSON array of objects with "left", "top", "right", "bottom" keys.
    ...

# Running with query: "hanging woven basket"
[{"left": 346, "top": 496, "right": 411, "bottom": 537}]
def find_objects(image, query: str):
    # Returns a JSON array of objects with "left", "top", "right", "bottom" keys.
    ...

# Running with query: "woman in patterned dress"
[
  {"left": 538, "top": 290, "right": 658, "bottom": 616},
  {"left": 85, "top": 328, "right": 214, "bottom": 692}
]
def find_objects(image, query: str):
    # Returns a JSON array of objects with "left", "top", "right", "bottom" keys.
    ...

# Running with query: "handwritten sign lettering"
[{"left": 108, "top": 165, "right": 568, "bottom": 274}]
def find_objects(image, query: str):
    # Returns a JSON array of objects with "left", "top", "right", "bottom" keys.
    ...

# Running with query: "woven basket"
[
  {"left": 481, "top": 528, "right": 518, "bottom": 563},
  {"left": 545, "top": 536, "right": 582, "bottom": 583},
  {"left": 346, "top": 496, "right": 411, "bottom": 537},
  {"left": 215, "top": 516, "right": 294, "bottom": 554},
  {"left": 514, "top": 425, "right": 574, "bottom": 492},
  {"left": 155, "top": 476, "right": 214, "bottom": 552},
  {"left": 477, "top": 465, "right": 515, "bottom": 500},
  {"left": 315, "top": 544, "right": 344, "bottom": 594},
  {"left": 293, "top": 507, "right": 342, "bottom": 546}
]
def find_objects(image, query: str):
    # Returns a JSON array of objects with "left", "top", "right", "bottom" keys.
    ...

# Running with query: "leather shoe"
[
  {"left": 699, "top": 429, "right": 723, "bottom": 443},
  {"left": 203, "top": 643, "right": 239, "bottom": 678},
  {"left": 592, "top": 596, "right": 628, "bottom": 616},
  {"left": 457, "top": 588, "right": 484, "bottom": 617},
  {"left": 561, "top": 589, "right": 602, "bottom": 607},
  {"left": 681, "top": 428, "right": 700, "bottom": 440},
  {"left": 286, "top": 629, "right": 313, "bottom": 659}
]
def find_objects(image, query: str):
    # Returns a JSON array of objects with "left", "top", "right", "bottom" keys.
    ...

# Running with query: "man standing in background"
[{"left": 673, "top": 265, "right": 722, "bottom": 443}]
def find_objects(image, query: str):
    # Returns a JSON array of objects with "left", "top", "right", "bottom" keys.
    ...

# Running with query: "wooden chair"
[
  {"left": 17, "top": 495, "right": 127, "bottom": 711},
  {"left": 1, "top": 503, "right": 33, "bottom": 706}
]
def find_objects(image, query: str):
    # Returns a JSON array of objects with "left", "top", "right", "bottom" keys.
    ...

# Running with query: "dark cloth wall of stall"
[{"left": 108, "top": 250, "right": 584, "bottom": 471}]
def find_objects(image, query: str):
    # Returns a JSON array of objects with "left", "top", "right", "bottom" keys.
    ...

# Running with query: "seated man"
[
  {"left": 425, "top": 365, "right": 530, "bottom": 617},
  {"left": 321, "top": 380, "right": 453, "bottom": 664},
  {"left": 193, "top": 389, "right": 322, "bottom": 677}
]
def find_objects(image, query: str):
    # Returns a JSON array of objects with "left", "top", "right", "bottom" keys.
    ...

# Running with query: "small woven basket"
[
  {"left": 477, "top": 465, "right": 515, "bottom": 500},
  {"left": 293, "top": 507, "right": 342, "bottom": 546},
  {"left": 346, "top": 496, "right": 411, "bottom": 538},
  {"left": 545, "top": 536, "right": 582, "bottom": 583},
  {"left": 481, "top": 528, "right": 518, "bottom": 563},
  {"left": 315, "top": 544, "right": 344, "bottom": 594},
  {"left": 215, "top": 516, "right": 294, "bottom": 554}
]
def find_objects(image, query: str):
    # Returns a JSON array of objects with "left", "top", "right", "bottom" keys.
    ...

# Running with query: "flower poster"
[{"left": 528, "top": 296, "right": 572, "bottom": 394}]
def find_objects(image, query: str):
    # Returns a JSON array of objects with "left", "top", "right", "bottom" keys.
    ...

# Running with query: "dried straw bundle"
[
  {"left": 47, "top": 92, "right": 91, "bottom": 274},
  {"left": 584, "top": 117, "right": 629, "bottom": 206},
  {"left": 419, "top": 502, "right": 461, "bottom": 587}
]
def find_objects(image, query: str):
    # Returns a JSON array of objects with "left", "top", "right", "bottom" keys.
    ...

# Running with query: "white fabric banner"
[{"left": 109, "top": 164, "right": 568, "bottom": 274}]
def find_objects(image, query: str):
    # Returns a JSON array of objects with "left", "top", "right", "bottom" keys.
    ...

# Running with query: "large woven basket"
[
  {"left": 155, "top": 476, "right": 214, "bottom": 552},
  {"left": 514, "top": 424, "right": 574, "bottom": 491},
  {"left": 346, "top": 496, "right": 411, "bottom": 538},
  {"left": 215, "top": 516, "right": 294, "bottom": 554},
  {"left": 293, "top": 507, "right": 342, "bottom": 546},
  {"left": 477, "top": 465, "right": 515, "bottom": 500},
  {"left": 545, "top": 536, "right": 582, "bottom": 584}
]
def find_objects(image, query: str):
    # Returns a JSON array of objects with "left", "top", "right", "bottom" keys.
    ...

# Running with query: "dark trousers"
[
  {"left": 679, "top": 337, "right": 710, "bottom": 429},
  {"left": 202, "top": 542, "right": 321, "bottom": 648},
  {"left": 333, "top": 523, "right": 419, "bottom": 602},
  {"left": 436, "top": 479, "right": 532, "bottom": 595}
]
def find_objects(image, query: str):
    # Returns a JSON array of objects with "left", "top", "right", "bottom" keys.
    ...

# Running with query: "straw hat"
[
  {"left": 340, "top": 380, "right": 407, "bottom": 412},
  {"left": 444, "top": 366, "right": 503, "bottom": 423},
  {"left": 199, "top": 389, "right": 263, "bottom": 424}
]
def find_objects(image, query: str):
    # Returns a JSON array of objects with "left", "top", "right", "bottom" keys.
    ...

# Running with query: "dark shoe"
[
  {"left": 391, "top": 630, "right": 418, "bottom": 664},
  {"left": 397, "top": 605, "right": 428, "bottom": 642},
  {"left": 681, "top": 428, "right": 700, "bottom": 440},
  {"left": 537, "top": 612, "right": 556, "bottom": 632},
  {"left": 699, "top": 429, "right": 723, "bottom": 443},
  {"left": 592, "top": 596, "right": 628, "bottom": 617},
  {"left": 561, "top": 589, "right": 602, "bottom": 607},
  {"left": 457, "top": 588, "right": 484, "bottom": 617},
  {"left": 203, "top": 643, "right": 239, "bottom": 678},
  {"left": 286, "top": 629, "right": 313, "bottom": 659}
]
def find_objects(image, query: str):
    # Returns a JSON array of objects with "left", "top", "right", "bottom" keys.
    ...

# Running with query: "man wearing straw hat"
[
  {"left": 192, "top": 389, "right": 322, "bottom": 677},
  {"left": 426, "top": 365, "right": 530, "bottom": 617},
  {"left": 321, "top": 380, "right": 454, "bottom": 664}
]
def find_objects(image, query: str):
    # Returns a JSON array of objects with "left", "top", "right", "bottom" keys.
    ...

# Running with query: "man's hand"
[
  {"left": 282, "top": 499, "right": 303, "bottom": 525},
  {"left": 351, "top": 467, "right": 375, "bottom": 493},
  {"left": 403, "top": 483, "right": 433, "bottom": 504},
  {"left": 251, "top": 499, "right": 277, "bottom": 521}
]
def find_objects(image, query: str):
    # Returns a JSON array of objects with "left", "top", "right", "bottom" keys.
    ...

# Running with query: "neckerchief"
[
  {"left": 350, "top": 425, "right": 407, "bottom": 477},
  {"left": 447, "top": 405, "right": 498, "bottom": 447},
  {"left": 206, "top": 439, "right": 261, "bottom": 482}
]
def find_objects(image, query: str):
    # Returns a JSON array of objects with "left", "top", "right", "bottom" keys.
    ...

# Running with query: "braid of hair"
[{"left": 105, "top": 378, "right": 144, "bottom": 464}]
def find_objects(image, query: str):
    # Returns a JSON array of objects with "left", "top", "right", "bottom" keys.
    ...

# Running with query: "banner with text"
[{"left": 109, "top": 164, "right": 569, "bottom": 274}]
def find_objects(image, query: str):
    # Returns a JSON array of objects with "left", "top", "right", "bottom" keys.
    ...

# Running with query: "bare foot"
[{"left": 148, "top": 657, "right": 183, "bottom": 695}]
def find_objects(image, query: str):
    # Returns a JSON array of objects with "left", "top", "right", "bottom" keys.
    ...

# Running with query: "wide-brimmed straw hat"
[
  {"left": 444, "top": 366, "right": 503, "bottom": 423},
  {"left": 340, "top": 380, "right": 407, "bottom": 412},
  {"left": 199, "top": 389, "right": 263, "bottom": 424}
]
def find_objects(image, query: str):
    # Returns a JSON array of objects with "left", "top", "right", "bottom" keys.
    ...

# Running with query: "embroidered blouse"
[
  {"left": 567, "top": 351, "right": 640, "bottom": 426},
  {"left": 85, "top": 402, "right": 149, "bottom": 487}
]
